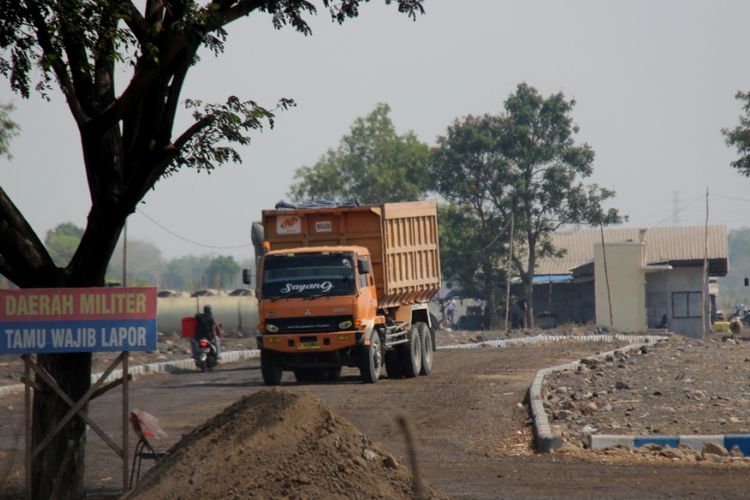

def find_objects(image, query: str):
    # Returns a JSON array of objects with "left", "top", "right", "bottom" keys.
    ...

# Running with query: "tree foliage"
[
  {"left": 204, "top": 255, "right": 241, "bottom": 289},
  {"left": 0, "top": 102, "right": 18, "bottom": 158},
  {"left": 108, "top": 238, "right": 165, "bottom": 286},
  {"left": 438, "top": 204, "right": 508, "bottom": 327},
  {"left": 0, "top": 1, "right": 424, "bottom": 497},
  {"left": 44, "top": 222, "right": 84, "bottom": 267},
  {"left": 723, "top": 91, "right": 750, "bottom": 176},
  {"left": 718, "top": 227, "right": 750, "bottom": 311},
  {"left": 288, "top": 103, "right": 432, "bottom": 203},
  {"left": 162, "top": 255, "right": 211, "bottom": 290},
  {"left": 432, "top": 83, "right": 623, "bottom": 327}
]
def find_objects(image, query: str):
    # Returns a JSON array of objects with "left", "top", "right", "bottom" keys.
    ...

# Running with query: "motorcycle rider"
[{"left": 192, "top": 304, "right": 222, "bottom": 361}]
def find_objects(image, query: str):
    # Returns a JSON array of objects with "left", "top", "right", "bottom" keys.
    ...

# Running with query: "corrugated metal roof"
[{"left": 535, "top": 225, "right": 728, "bottom": 276}]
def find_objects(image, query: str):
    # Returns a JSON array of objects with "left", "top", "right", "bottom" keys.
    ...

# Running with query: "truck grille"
[{"left": 267, "top": 315, "right": 355, "bottom": 334}]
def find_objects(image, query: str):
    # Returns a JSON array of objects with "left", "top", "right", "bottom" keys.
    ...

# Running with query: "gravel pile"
[{"left": 543, "top": 335, "right": 750, "bottom": 458}]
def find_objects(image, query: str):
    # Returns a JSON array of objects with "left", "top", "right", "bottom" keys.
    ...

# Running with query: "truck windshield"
[{"left": 261, "top": 252, "right": 355, "bottom": 299}]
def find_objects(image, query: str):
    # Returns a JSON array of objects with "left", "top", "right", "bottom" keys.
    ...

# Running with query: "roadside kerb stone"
[
  {"left": 525, "top": 336, "right": 667, "bottom": 453},
  {"left": 589, "top": 434, "right": 750, "bottom": 456},
  {"left": 0, "top": 349, "right": 260, "bottom": 398},
  {"left": 437, "top": 333, "right": 669, "bottom": 351}
]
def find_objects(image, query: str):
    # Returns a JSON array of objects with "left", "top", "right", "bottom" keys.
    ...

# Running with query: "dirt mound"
[{"left": 127, "top": 389, "right": 446, "bottom": 499}]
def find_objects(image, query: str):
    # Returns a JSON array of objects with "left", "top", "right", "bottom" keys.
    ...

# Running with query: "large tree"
[
  {"left": 288, "top": 102, "right": 432, "bottom": 203},
  {"left": 432, "top": 83, "right": 622, "bottom": 328},
  {"left": 0, "top": 1, "right": 424, "bottom": 497},
  {"left": 431, "top": 114, "right": 513, "bottom": 328}
]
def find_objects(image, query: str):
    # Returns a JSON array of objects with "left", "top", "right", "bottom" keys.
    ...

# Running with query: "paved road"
[{"left": 0, "top": 342, "right": 747, "bottom": 498}]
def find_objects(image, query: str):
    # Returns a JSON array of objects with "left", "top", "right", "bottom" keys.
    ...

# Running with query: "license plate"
[{"left": 298, "top": 342, "right": 320, "bottom": 350}]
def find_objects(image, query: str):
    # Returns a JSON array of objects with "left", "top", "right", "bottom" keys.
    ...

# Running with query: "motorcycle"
[
  {"left": 731, "top": 303, "right": 750, "bottom": 326},
  {"left": 194, "top": 337, "right": 218, "bottom": 372}
]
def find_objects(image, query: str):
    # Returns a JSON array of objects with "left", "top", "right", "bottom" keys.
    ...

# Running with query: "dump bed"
[{"left": 261, "top": 201, "right": 441, "bottom": 308}]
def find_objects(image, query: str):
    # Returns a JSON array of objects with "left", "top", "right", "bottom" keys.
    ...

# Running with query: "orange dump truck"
[{"left": 246, "top": 200, "right": 441, "bottom": 385}]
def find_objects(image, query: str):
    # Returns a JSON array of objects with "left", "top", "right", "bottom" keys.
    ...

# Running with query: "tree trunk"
[
  {"left": 31, "top": 353, "right": 92, "bottom": 499},
  {"left": 486, "top": 286, "right": 500, "bottom": 330},
  {"left": 28, "top": 175, "right": 127, "bottom": 497},
  {"left": 524, "top": 279, "right": 534, "bottom": 328}
]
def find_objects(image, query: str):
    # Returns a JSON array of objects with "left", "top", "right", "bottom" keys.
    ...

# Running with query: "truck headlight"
[
  {"left": 266, "top": 323, "right": 279, "bottom": 333},
  {"left": 338, "top": 320, "right": 353, "bottom": 330}
]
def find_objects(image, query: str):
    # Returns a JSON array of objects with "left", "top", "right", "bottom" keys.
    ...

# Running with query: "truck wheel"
[
  {"left": 385, "top": 350, "right": 403, "bottom": 379},
  {"left": 398, "top": 324, "right": 422, "bottom": 378},
  {"left": 326, "top": 366, "right": 342, "bottom": 381},
  {"left": 417, "top": 322, "right": 433, "bottom": 376},
  {"left": 261, "top": 350, "right": 283, "bottom": 386},
  {"left": 359, "top": 330, "right": 382, "bottom": 383}
]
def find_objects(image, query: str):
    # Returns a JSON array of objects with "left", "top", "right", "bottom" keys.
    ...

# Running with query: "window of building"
[{"left": 672, "top": 291, "right": 702, "bottom": 319}]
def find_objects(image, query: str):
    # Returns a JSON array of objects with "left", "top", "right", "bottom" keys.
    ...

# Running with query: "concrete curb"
[
  {"left": 590, "top": 434, "right": 750, "bottom": 456},
  {"left": 437, "top": 333, "right": 670, "bottom": 351},
  {"left": 0, "top": 349, "right": 260, "bottom": 399},
  {"left": 526, "top": 336, "right": 668, "bottom": 452}
]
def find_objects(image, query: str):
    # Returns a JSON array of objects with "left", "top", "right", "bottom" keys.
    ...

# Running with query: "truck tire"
[
  {"left": 261, "top": 350, "right": 283, "bottom": 386},
  {"left": 359, "top": 330, "right": 382, "bottom": 383},
  {"left": 326, "top": 366, "right": 342, "bottom": 381},
  {"left": 385, "top": 350, "right": 403, "bottom": 379},
  {"left": 417, "top": 322, "right": 433, "bottom": 376},
  {"left": 398, "top": 324, "right": 422, "bottom": 378}
]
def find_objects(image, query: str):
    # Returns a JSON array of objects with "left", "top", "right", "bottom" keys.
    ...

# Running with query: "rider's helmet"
[{"left": 203, "top": 304, "right": 212, "bottom": 314}]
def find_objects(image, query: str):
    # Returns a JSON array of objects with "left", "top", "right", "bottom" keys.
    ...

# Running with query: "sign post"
[{"left": 0, "top": 287, "right": 157, "bottom": 496}]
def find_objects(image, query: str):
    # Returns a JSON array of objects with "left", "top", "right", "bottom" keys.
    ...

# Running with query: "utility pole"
[
  {"left": 701, "top": 187, "right": 709, "bottom": 339},
  {"left": 504, "top": 214, "right": 514, "bottom": 335},
  {"left": 122, "top": 221, "right": 127, "bottom": 287},
  {"left": 600, "top": 223, "right": 613, "bottom": 328}
]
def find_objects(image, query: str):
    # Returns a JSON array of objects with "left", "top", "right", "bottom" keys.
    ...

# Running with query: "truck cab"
[
  {"left": 257, "top": 246, "right": 376, "bottom": 358},
  {"left": 248, "top": 201, "right": 441, "bottom": 385}
]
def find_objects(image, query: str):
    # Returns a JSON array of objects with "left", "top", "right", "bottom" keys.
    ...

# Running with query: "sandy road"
[{"left": 0, "top": 341, "right": 747, "bottom": 498}]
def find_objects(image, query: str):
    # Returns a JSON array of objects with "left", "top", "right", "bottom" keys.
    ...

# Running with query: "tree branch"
[
  {"left": 0, "top": 255, "right": 20, "bottom": 286},
  {"left": 173, "top": 115, "right": 214, "bottom": 151},
  {"left": 56, "top": 3, "right": 93, "bottom": 104},
  {"left": 27, "top": 3, "right": 89, "bottom": 125},
  {"left": 119, "top": 0, "right": 149, "bottom": 43},
  {"left": 219, "top": 0, "right": 268, "bottom": 27},
  {"left": 0, "top": 187, "right": 58, "bottom": 286},
  {"left": 87, "top": 35, "right": 189, "bottom": 132}
]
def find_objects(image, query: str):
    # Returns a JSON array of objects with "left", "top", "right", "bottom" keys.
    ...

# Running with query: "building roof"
[{"left": 535, "top": 225, "right": 728, "bottom": 277}]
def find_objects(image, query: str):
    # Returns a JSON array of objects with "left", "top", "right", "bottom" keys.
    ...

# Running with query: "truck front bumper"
[{"left": 258, "top": 331, "right": 363, "bottom": 354}]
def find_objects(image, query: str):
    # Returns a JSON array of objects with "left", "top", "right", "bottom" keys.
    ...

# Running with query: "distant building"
[{"left": 527, "top": 226, "right": 728, "bottom": 337}]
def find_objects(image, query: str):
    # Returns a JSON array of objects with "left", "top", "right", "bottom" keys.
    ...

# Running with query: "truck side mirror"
[
  {"left": 358, "top": 258, "right": 371, "bottom": 274},
  {"left": 745, "top": 277, "right": 749, "bottom": 287},
  {"left": 242, "top": 268, "right": 253, "bottom": 285}
]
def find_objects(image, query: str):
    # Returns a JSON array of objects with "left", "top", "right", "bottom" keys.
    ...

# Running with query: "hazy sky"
[{"left": 2, "top": 0, "right": 750, "bottom": 261}]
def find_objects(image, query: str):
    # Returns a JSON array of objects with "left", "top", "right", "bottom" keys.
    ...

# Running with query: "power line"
[
  {"left": 712, "top": 193, "right": 750, "bottom": 204},
  {"left": 136, "top": 209, "right": 251, "bottom": 251},
  {"left": 464, "top": 216, "right": 514, "bottom": 254},
  {"left": 648, "top": 194, "right": 705, "bottom": 230}
]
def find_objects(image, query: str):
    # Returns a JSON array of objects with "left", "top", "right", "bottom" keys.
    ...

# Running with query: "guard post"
[{"left": 0, "top": 286, "right": 158, "bottom": 497}]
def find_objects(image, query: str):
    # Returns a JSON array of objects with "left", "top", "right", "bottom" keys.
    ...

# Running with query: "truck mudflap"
[{"left": 258, "top": 330, "right": 364, "bottom": 354}]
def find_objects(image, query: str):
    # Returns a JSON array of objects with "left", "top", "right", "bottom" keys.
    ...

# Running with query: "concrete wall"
[
  {"left": 594, "top": 242, "right": 646, "bottom": 332},
  {"left": 646, "top": 266, "right": 708, "bottom": 337}
]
